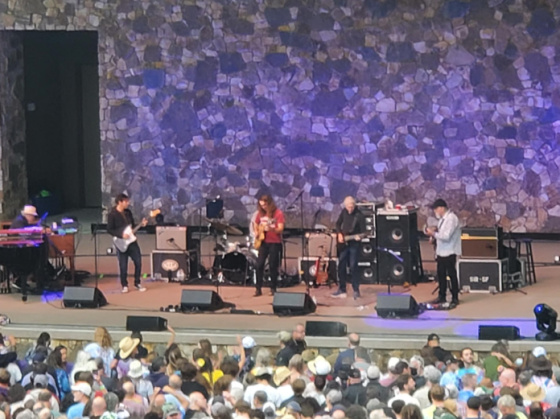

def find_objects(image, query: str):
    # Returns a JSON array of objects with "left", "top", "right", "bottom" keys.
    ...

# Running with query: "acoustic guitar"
[
  {"left": 313, "top": 247, "right": 329, "bottom": 286},
  {"left": 113, "top": 209, "right": 160, "bottom": 252}
]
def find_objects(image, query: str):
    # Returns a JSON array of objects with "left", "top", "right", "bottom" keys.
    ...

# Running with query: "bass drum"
[{"left": 220, "top": 252, "right": 248, "bottom": 284}]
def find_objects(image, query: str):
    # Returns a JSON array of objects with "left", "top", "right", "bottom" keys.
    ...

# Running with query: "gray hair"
[
  {"left": 423, "top": 365, "right": 442, "bottom": 384},
  {"left": 255, "top": 348, "right": 272, "bottom": 367},
  {"left": 497, "top": 395, "right": 516, "bottom": 409},
  {"left": 409, "top": 355, "right": 424, "bottom": 369},
  {"left": 326, "top": 389, "right": 343, "bottom": 404}
]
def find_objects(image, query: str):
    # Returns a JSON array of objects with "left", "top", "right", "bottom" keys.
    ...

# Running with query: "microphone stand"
[{"left": 167, "top": 238, "right": 190, "bottom": 284}]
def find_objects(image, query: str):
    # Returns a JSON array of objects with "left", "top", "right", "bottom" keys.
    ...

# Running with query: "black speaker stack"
[
  {"left": 356, "top": 203, "right": 382, "bottom": 284},
  {"left": 376, "top": 208, "right": 423, "bottom": 286}
]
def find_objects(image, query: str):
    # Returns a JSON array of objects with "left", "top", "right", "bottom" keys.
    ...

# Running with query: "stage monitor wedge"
[
  {"left": 126, "top": 316, "right": 168, "bottom": 332},
  {"left": 63, "top": 286, "right": 107, "bottom": 309},
  {"left": 478, "top": 325, "right": 520, "bottom": 341},
  {"left": 306, "top": 321, "right": 347, "bottom": 337},
  {"left": 375, "top": 293, "right": 419, "bottom": 318},
  {"left": 273, "top": 292, "right": 316, "bottom": 316},
  {"left": 180, "top": 290, "right": 224, "bottom": 312}
]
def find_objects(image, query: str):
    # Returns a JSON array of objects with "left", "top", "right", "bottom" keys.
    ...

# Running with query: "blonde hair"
[{"left": 94, "top": 327, "right": 112, "bottom": 349}]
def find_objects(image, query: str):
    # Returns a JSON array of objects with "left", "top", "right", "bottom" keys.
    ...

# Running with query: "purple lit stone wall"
[{"left": 2, "top": 0, "right": 560, "bottom": 231}]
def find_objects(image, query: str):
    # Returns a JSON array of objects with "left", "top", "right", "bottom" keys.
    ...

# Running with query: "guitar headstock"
[{"left": 149, "top": 209, "right": 161, "bottom": 218}]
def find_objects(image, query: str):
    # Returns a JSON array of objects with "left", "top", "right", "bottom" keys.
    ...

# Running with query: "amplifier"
[
  {"left": 306, "top": 233, "right": 337, "bottom": 258},
  {"left": 151, "top": 250, "right": 189, "bottom": 281},
  {"left": 357, "top": 202, "right": 383, "bottom": 237},
  {"left": 461, "top": 227, "right": 502, "bottom": 259},
  {"left": 458, "top": 258, "right": 506, "bottom": 293},
  {"left": 156, "top": 226, "right": 187, "bottom": 251}
]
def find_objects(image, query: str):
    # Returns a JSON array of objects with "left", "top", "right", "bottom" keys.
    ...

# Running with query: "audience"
[{"left": 0, "top": 328, "right": 558, "bottom": 419}]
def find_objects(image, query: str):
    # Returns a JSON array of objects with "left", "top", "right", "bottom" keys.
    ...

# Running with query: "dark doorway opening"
[{"left": 23, "top": 31, "right": 100, "bottom": 213}]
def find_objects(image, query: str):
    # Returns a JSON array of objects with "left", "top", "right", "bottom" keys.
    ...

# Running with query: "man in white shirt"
[
  {"left": 243, "top": 367, "right": 280, "bottom": 408},
  {"left": 426, "top": 199, "right": 461, "bottom": 307},
  {"left": 387, "top": 374, "right": 420, "bottom": 407}
]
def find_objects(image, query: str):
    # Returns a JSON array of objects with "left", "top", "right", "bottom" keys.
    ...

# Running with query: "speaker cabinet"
[
  {"left": 375, "top": 293, "right": 419, "bottom": 318},
  {"left": 273, "top": 292, "right": 316, "bottom": 315},
  {"left": 377, "top": 250, "right": 419, "bottom": 285},
  {"left": 358, "top": 237, "right": 376, "bottom": 262},
  {"left": 126, "top": 316, "right": 168, "bottom": 332},
  {"left": 478, "top": 325, "right": 520, "bottom": 341},
  {"left": 156, "top": 226, "right": 187, "bottom": 251},
  {"left": 180, "top": 290, "right": 224, "bottom": 312},
  {"left": 376, "top": 210, "right": 418, "bottom": 250},
  {"left": 63, "top": 287, "right": 107, "bottom": 308},
  {"left": 357, "top": 263, "right": 377, "bottom": 284},
  {"left": 151, "top": 250, "right": 189, "bottom": 281},
  {"left": 306, "top": 321, "right": 347, "bottom": 337}
]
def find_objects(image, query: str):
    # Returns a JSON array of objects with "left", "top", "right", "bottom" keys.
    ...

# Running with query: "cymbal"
[{"left": 225, "top": 225, "right": 243, "bottom": 236}]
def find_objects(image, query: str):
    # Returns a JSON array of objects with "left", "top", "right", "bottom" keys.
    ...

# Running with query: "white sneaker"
[
  {"left": 135, "top": 285, "right": 146, "bottom": 292},
  {"left": 122, "top": 286, "right": 129, "bottom": 293}
]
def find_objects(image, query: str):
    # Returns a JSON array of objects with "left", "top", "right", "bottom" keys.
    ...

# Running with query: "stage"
[{"left": 1, "top": 210, "right": 560, "bottom": 353}]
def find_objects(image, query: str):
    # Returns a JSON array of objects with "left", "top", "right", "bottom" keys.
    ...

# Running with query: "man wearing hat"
[
  {"left": 10, "top": 205, "right": 41, "bottom": 229},
  {"left": 343, "top": 367, "right": 367, "bottom": 406},
  {"left": 425, "top": 199, "right": 461, "bottom": 307},
  {"left": 67, "top": 382, "right": 92, "bottom": 419}
]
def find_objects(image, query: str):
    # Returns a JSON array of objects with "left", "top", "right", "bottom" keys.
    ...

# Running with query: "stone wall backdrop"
[
  {"left": 2, "top": 0, "right": 560, "bottom": 231},
  {"left": 0, "top": 31, "right": 27, "bottom": 217}
]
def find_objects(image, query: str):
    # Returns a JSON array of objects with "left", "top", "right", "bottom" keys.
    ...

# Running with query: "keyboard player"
[{"left": 10, "top": 205, "right": 42, "bottom": 229}]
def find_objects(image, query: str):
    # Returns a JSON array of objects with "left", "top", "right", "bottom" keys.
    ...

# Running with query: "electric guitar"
[
  {"left": 113, "top": 209, "right": 160, "bottom": 252},
  {"left": 336, "top": 232, "right": 368, "bottom": 251}
]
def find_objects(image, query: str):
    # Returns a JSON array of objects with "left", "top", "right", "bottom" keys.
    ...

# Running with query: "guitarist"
[
  {"left": 253, "top": 194, "right": 284, "bottom": 297},
  {"left": 332, "top": 196, "right": 366, "bottom": 300},
  {"left": 107, "top": 193, "right": 147, "bottom": 293}
]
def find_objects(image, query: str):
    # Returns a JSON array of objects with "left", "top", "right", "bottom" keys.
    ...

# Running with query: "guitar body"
[
  {"left": 336, "top": 232, "right": 367, "bottom": 252},
  {"left": 112, "top": 209, "right": 160, "bottom": 253},
  {"left": 113, "top": 226, "right": 136, "bottom": 252},
  {"left": 253, "top": 224, "right": 265, "bottom": 250}
]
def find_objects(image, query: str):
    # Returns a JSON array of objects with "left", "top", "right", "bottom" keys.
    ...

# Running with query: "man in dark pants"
[
  {"left": 107, "top": 193, "right": 147, "bottom": 293},
  {"left": 426, "top": 199, "right": 461, "bottom": 307},
  {"left": 332, "top": 196, "right": 366, "bottom": 300},
  {"left": 253, "top": 194, "right": 284, "bottom": 296}
]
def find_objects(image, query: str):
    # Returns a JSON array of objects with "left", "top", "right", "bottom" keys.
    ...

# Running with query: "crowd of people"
[{"left": 0, "top": 327, "right": 558, "bottom": 419}]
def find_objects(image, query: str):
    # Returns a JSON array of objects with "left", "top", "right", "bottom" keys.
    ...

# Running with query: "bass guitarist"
[
  {"left": 332, "top": 196, "right": 366, "bottom": 300},
  {"left": 107, "top": 193, "right": 147, "bottom": 293},
  {"left": 253, "top": 194, "right": 284, "bottom": 297}
]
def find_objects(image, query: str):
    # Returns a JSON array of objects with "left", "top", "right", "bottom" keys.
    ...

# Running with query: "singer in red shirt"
[{"left": 253, "top": 195, "right": 285, "bottom": 296}]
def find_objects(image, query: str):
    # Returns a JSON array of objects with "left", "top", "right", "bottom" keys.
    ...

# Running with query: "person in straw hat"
[
  {"left": 10, "top": 205, "right": 40, "bottom": 229},
  {"left": 116, "top": 336, "right": 140, "bottom": 378}
]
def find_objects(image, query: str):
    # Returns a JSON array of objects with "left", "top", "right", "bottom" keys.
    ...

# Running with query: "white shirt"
[
  {"left": 388, "top": 393, "right": 421, "bottom": 407},
  {"left": 243, "top": 383, "right": 281, "bottom": 408},
  {"left": 434, "top": 210, "right": 461, "bottom": 257}
]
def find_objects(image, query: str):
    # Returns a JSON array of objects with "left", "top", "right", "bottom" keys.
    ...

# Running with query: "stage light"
[
  {"left": 554, "top": 255, "right": 560, "bottom": 264},
  {"left": 534, "top": 303, "right": 559, "bottom": 341}
]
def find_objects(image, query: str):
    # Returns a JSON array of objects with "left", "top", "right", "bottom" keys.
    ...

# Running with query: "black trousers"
[
  {"left": 437, "top": 254, "right": 459, "bottom": 300},
  {"left": 337, "top": 243, "right": 360, "bottom": 293},
  {"left": 117, "top": 241, "right": 142, "bottom": 288},
  {"left": 256, "top": 242, "right": 281, "bottom": 291}
]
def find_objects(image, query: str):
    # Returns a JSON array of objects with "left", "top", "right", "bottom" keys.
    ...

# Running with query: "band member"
[
  {"left": 425, "top": 199, "right": 461, "bottom": 307},
  {"left": 107, "top": 193, "right": 147, "bottom": 293},
  {"left": 332, "top": 196, "right": 366, "bottom": 300},
  {"left": 10, "top": 205, "right": 41, "bottom": 229},
  {"left": 253, "top": 195, "right": 284, "bottom": 296}
]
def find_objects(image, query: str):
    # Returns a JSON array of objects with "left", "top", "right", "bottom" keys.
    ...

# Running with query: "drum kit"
[{"left": 206, "top": 218, "right": 258, "bottom": 285}]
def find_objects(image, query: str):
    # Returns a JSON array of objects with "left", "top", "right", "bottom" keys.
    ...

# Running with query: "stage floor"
[{"left": 1, "top": 264, "right": 559, "bottom": 351}]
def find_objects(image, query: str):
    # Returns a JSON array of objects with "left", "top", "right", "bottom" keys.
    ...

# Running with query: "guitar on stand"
[{"left": 113, "top": 209, "right": 160, "bottom": 252}]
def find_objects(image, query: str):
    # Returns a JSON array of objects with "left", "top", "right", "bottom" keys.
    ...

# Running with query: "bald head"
[
  {"left": 190, "top": 392, "right": 207, "bottom": 411},
  {"left": 169, "top": 374, "right": 182, "bottom": 389},
  {"left": 333, "top": 409, "right": 346, "bottom": 419},
  {"left": 92, "top": 396, "right": 107, "bottom": 416},
  {"left": 499, "top": 368, "right": 516, "bottom": 387},
  {"left": 348, "top": 333, "right": 360, "bottom": 347},
  {"left": 123, "top": 381, "right": 135, "bottom": 396},
  {"left": 153, "top": 394, "right": 166, "bottom": 407}
]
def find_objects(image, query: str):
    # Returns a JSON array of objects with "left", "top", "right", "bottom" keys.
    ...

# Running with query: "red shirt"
[{"left": 255, "top": 209, "right": 285, "bottom": 244}]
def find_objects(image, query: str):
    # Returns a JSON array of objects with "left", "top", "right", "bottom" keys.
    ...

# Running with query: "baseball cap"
[
  {"left": 242, "top": 336, "right": 256, "bottom": 349},
  {"left": 431, "top": 199, "right": 447, "bottom": 209},
  {"left": 71, "top": 382, "right": 92, "bottom": 396},
  {"left": 427, "top": 333, "right": 440, "bottom": 342},
  {"left": 348, "top": 367, "right": 362, "bottom": 379},
  {"left": 532, "top": 346, "right": 547, "bottom": 358},
  {"left": 387, "top": 357, "right": 400, "bottom": 372},
  {"left": 332, "top": 404, "right": 347, "bottom": 414},
  {"left": 367, "top": 365, "right": 381, "bottom": 380}
]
